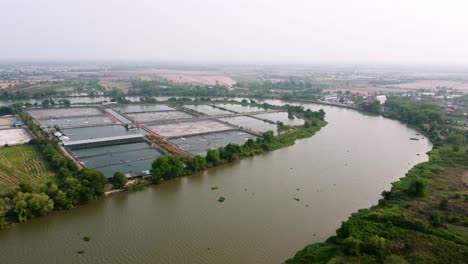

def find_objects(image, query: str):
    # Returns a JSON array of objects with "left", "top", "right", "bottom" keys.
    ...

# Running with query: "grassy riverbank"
[{"left": 285, "top": 98, "right": 468, "bottom": 264}]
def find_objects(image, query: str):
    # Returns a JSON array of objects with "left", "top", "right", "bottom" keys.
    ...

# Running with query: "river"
[{"left": 0, "top": 101, "right": 432, "bottom": 264}]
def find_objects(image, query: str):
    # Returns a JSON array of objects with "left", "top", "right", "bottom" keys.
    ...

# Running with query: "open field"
[
  {"left": 147, "top": 119, "right": 235, "bottom": 138},
  {"left": 127, "top": 111, "right": 195, "bottom": 123},
  {"left": 0, "top": 81, "right": 17, "bottom": 89},
  {"left": 152, "top": 69, "right": 237, "bottom": 87},
  {"left": 0, "top": 116, "right": 16, "bottom": 126},
  {"left": 0, "top": 128, "right": 33, "bottom": 146},
  {"left": 98, "top": 80, "right": 129, "bottom": 93},
  {"left": 384, "top": 79, "right": 468, "bottom": 92},
  {"left": 0, "top": 145, "right": 54, "bottom": 193}
]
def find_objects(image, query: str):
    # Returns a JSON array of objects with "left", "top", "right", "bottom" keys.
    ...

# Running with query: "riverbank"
[{"left": 285, "top": 99, "right": 468, "bottom": 264}]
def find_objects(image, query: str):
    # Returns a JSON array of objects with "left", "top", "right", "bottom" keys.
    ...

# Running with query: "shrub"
[
  {"left": 439, "top": 198, "right": 448, "bottom": 210},
  {"left": 342, "top": 236, "right": 362, "bottom": 256},
  {"left": 407, "top": 179, "right": 426, "bottom": 197}
]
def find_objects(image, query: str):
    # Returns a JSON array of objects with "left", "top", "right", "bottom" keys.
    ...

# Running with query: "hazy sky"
[{"left": 1, "top": 0, "right": 467, "bottom": 65}]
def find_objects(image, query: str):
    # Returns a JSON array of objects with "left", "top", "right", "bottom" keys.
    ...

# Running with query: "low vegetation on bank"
[{"left": 286, "top": 97, "right": 468, "bottom": 264}]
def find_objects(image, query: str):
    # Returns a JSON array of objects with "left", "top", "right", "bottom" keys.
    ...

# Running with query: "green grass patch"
[{"left": 0, "top": 144, "right": 54, "bottom": 193}]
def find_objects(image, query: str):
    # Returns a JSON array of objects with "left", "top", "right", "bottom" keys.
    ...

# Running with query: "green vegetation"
[
  {"left": 218, "top": 197, "right": 226, "bottom": 202},
  {"left": 0, "top": 145, "right": 54, "bottom": 194},
  {"left": 112, "top": 172, "right": 127, "bottom": 189},
  {"left": 286, "top": 97, "right": 468, "bottom": 264},
  {"left": 0, "top": 107, "right": 108, "bottom": 228},
  {"left": 83, "top": 236, "right": 91, "bottom": 242}
]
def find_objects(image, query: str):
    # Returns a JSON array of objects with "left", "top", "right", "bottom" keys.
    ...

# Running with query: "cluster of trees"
[
  {"left": 41, "top": 98, "right": 71, "bottom": 108},
  {"left": 237, "top": 78, "right": 327, "bottom": 91},
  {"left": 384, "top": 97, "right": 445, "bottom": 127},
  {"left": 0, "top": 168, "right": 107, "bottom": 226},
  {"left": 0, "top": 89, "right": 66, "bottom": 100}
]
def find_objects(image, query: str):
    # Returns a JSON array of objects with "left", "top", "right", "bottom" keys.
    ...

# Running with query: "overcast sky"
[{"left": 1, "top": 0, "right": 467, "bottom": 65}]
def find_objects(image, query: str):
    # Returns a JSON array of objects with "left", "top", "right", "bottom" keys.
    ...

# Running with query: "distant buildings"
[{"left": 375, "top": 95, "right": 387, "bottom": 105}]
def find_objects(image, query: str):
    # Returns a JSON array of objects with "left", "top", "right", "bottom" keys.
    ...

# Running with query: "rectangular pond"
[
  {"left": 113, "top": 105, "right": 174, "bottom": 113},
  {"left": 183, "top": 105, "right": 232, "bottom": 115},
  {"left": 213, "top": 104, "right": 266, "bottom": 113},
  {"left": 38, "top": 115, "right": 116, "bottom": 128},
  {"left": 169, "top": 130, "right": 258, "bottom": 156},
  {"left": 253, "top": 112, "right": 305, "bottom": 126},
  {"left": 62, "top": 125, "right": 147, "bottom": 141},
  {"left": 70, "top": 141, "right": 163, "bottom": 178},
  {"left": 147, "top": 119, "right": 234, "bottom": 138},
  {"left": 219, "top": 116, "right": 278, "bottom": 134},
  {"left": 28, "top": 107, "right": 104, "bottom": 119},
  {"left": 127, "top": 111, "right": 195, "bottom": 123}
]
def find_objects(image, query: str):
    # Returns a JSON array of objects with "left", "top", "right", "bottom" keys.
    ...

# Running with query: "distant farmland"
[{"left": 0, "top": 145, "right": 54, "bottom": 193}]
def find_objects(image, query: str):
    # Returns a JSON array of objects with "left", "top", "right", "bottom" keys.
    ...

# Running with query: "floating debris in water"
[
  {"left": 410, "top": 138, "right": 419, "bottom": 141},
  {"left": 296, "top": 188, "right": 300, "bottom": 191},
  {"left": 306, "top": 204, "right": 309, "bottom": 207},
  {"left": 83, "top": 236, "right": 91, "bottom": 242},
  {"left": 210, "top": 187, "right": 219, "bottom": 190},
  {"left": 293, "top": 198, "right": 300, "bottom": 201},
  {"left": 218, "top": 197, "right": 226, "bottom": 202},
  {"left": 77, "top": 250, "right": 85, "bottom": 254}
]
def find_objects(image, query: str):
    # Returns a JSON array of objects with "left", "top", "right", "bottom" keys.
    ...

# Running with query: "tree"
[
  {"left": 221, "top": 143, "right": 242, "bottom": 161},
  {"left": 342, "top": 236, "right": 362, "bottom": 256},
  {"left": 407, "top": 179, "right": 426, "bottom": 197},
  {"left": 12, "top": 192, "right": 54, "bottom": 222},
  {"left": 151, "top": 155, "right": 184, "bottom": 181},
  {"left": 0, "top": 198, "right": 10, "bottom": 229},
  {"left": 262, "top": 131, "right": 274, "bottom": 143},
  {"left": 60, "top": 177, "right": 82, "bottom": 208},
  {"left": 206, "top": 148, "right": 221, "bottom": 165},
  {"left": 75, "top": 169, "right": 107, "bottom": 202},
  {"left": 187, "top": 155, "right": 207, "bottom": 173},
  {"left": 112, "top": 172, "right": 127, "bottom": 189},
  {"left": 41, "top": 99, "right": 50, "bottom": 108}
]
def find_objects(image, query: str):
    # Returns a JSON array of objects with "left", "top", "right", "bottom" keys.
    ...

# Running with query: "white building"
[{"left": 375, "top": 95, "right": 387, "bottom": 105}]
